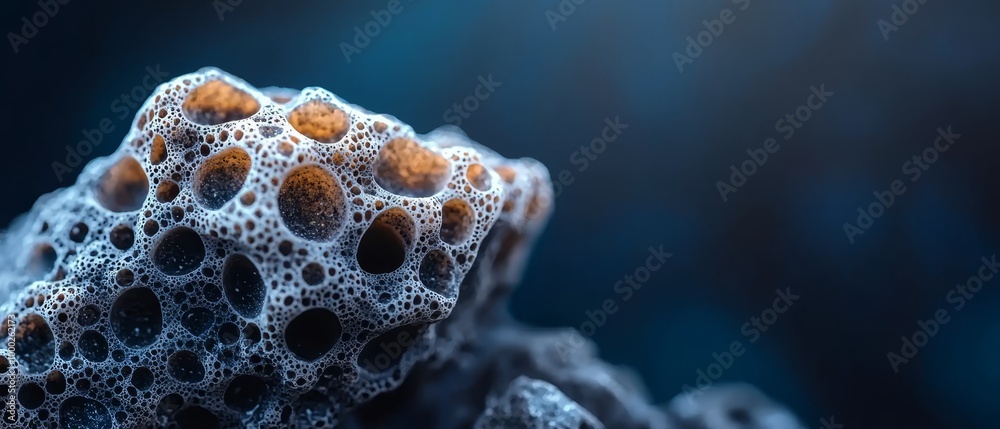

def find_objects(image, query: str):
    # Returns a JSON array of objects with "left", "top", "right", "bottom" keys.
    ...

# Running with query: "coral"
[{"left": 0, "top": 68, "right": 796, "bottom": 428}]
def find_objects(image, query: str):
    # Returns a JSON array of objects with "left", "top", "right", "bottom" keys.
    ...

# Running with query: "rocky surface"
[{"left": 0, "top": 68, "right": 798, "bottom": 429}]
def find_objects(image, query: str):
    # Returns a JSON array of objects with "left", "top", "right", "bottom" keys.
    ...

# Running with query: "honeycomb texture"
[
  {"left": 0, "top": 67, "right": 799, "bottom": 429},
  {"left": 0, "top": 68, "right": 552, "bottom": 428}
]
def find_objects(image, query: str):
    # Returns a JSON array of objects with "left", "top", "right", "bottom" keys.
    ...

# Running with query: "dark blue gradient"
[{"left": 2, "top": 1, "right": 999, "bottom": 427}]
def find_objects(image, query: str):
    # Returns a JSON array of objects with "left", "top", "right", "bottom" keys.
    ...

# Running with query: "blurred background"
[{"left": 2, "top": 0, "right": 999, "bottom": 427}]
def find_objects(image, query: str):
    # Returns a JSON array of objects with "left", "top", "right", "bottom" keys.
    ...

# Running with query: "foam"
[{"left": 0, "top": 67, "right": 551, "bottom": 428}]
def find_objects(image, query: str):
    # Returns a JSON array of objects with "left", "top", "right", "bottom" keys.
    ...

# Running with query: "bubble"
[
  {"left": 301, "top": 262, "right": 325, "bottom": 286},
  {"left": 466, "top": 163, "right": 491, "bottom": 191},
  {"left": 285, "top": 308, "right": 342, "bottom": 361},
  {"left": 288, "top": 100, "right": 350, "bottom": 143},
  {"left": 373, "top": 138, "right": 450, "bottom": 197},
  {"left": 17, "top": 382, "right": 45, "bottom": 409},
  {"left": 59, "top": 396, "right": 112, "bottom": 429},
  {"left": 419, "top": 250, "right": 455, "bottom": 294},
  {"left": 46, "top": 370, "right": 66, "bottom": 394},
  {"left": 193, "top": 147, "right": 251, "bottom": 210},
  {"left": 218, "top": 322, "right": 239, "bottom": 345},
  {"left": 69, "top": 222, "right": 89, "bottom": 243},
  {"left": 357, "top": 208, "right": 414, "bottom": 274},
  {"left": 77, "top": 305, "right": 100, "bottom": 326},
  {"left": 131, "top": 367, "right": 154, "bottom": 390},
  {"left": 77, "top": 330, "right": 109, "bottom": 362},
  {"left": 181, "top": 308, "right": 214, "bottom": 336},
  {"left": 110, "top": 287, "right": 163, "bottom": 348},
  {"left": 143, "top": 219, "right": 160, "bottom": 236},
  {"left": 96, "top": 156, "right": 149, "bottom": 212},
  {"left": 115, "top": 268, "right": 135, "bottom": 286},
  {"left": 150, "top": 134, "right": 167, "bottom": 164},
  {"left": 278, "top": 165, "right": 344, "bottom": 241},
  {"left": 182, "top": 79, "right": 260, "bottom": 125},
  {"left": 14, "top": 314, "right": 55, "bottom": 374},
  {"left": 224, "top": 374, "right": 267, "bottom": 413},
  {"left": 109, "top": 224, "right": 135, "bottom": 250},
  {"left": 152, "top": 227, "right": 205, "bottom": 276},
  {"left": 156, "top": 180, "right": 180, "bottom": 203},
  {"left": 242, "top": 323, "right": 261, "bottom": 345},
  {"left": 58, "top": 341, "right": 74, "bottom": 361},
  {"left": 222, "top": 254, "right": 265, "bottom": 318},
  {"left": 441, "top": 199, "right": 474, "bottom": 245},
  {"left": 167, "top": 350, "right": 205, "bottom": 383}
]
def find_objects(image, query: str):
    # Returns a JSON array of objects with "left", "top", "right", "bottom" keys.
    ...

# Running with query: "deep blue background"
[{"left": 3, "top": 1, "right": 999, "bottom": 428}]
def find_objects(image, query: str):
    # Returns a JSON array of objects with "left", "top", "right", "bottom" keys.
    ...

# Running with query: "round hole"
[
  {"left": 466, "top": 163, "right": 491, "bottom": 191},
  {"left": 222, "top": 254, "right": 265, "bottom": 319},
  {"left": 156, "top": 180, "right": 180, "bottom": 203},
  {"left": 110, "top": 287, "right": 163, "bottom": 348},
  {"left": 285, "top": 308, "right": 342, "bottom": 361},
  {"left": 373, "top": 138, "right": 450, "bottom": 197},
  {"left": 419, "top": 250, "right": 455, "bottom": 295},
  {"left": 288, "top": 100, "right": 350, "bottom": 143},
  {"left": 14, "top": 314, "right": 55, "bottom": 374},
  {"left": 96, "top": 156, "right": 149, "bottom": 212},
  {"left": 77, "top": 330, "right": 108, "bottom": 362},
  {"left": 357, "top": 208, "right": 414, "bottom": 274},
  {"left": 182, "top": 79, "right": 260, "bottom": 125},
  {"left": 224, "top": 375, "right": 267, "bottom": 413},
  {"left": 150, "top": 134, "right": 167, "bottom": 164},
  {"left": 131, "top": 367, "right": 154, "bottom": 391},
  {"left": 109, "top": 224, "right": 135, "bottom": 250},
  {"left": 59, "top": 396, "right": 112, "bottom": 429},
  {"left": 440, "top": 199, "right": 474, "bottom": 245},
  {"left": 152, "top": 227, "right": 205, "bottom": 276},
  {"left": 278, "top": 165, "right": 344, "bottom": 241},
  {"left": 301, "top": 263, "right": 325, "bottom": 286},
  {"left": 181, "top": 308, "right": 214, "bottom": 336},
  {"left": 17, "top": 383, "right": 45, "bottom": 409},
  {"left": 193, "top": 147, "right": 252, "bottom": 210},
  {"left": 167, "top": 350, "right": 205, "bottom": 383}
]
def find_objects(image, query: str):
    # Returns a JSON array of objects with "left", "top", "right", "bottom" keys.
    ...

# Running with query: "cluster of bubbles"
[{"left": 0, "top": 68, "right": 552, "bottom": 428}]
